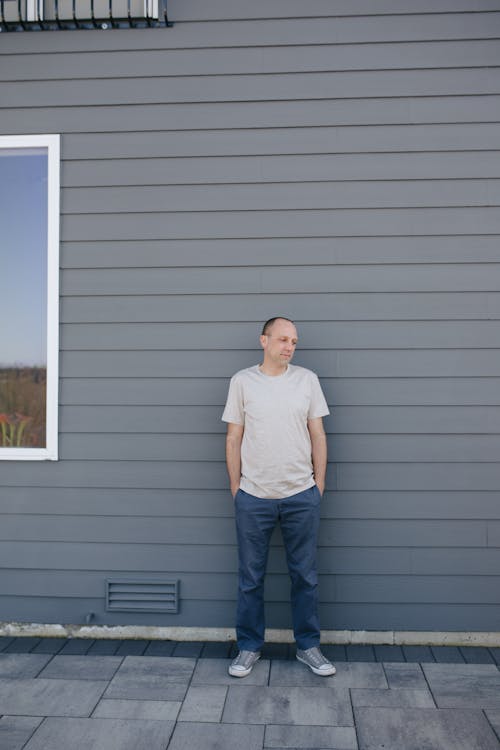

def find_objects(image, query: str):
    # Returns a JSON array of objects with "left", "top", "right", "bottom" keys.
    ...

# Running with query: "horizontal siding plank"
[
  {"left": 59, "top": 377, "right": 500, "bottom": 408},
  {"left": 59, "top": 434, "right": 500, "bottom": 463},
  {"left": 1, "top": 12, "right": 499, "bottom": 54},
  {"left": 1, "top": 487, "right": 498, "bottom": 521},
  {"left": 4, "top": 41, "right": 500, "bottom": 81},
  {"left": 0, "top": 460, "right": 498, "bottom": 491},
  {"left": 0, "top": 517, "right": 486, "bottom": 547},
  {"left": 4, "top": 96, "right": 499, "bottom": 136},
  {"left": 62, "top": 152, "right": 500, "bottom": 188},
  {"left": 4, "top": 69, "right": 499, "bottom": 108},
  {"left": 63, "top": 179, "right": 500, "bottom": 214},
  {"left": 62, "top": 124, "right": 500, "bottom": 160},
  {"left": 60, "top": 349, "right": 500, "bottom": 378},
  {"left": 58, "top": 405, "right": 500, "bottom": 434},
  {"left": 62, "top": 207, "right": 500, "bottom": 242},
  {"left": 61, "top": 292, "right": 500, "bottom": 324},
  {"left": 61, "top": 264, "right": 500, "bottom": 296},
  {"left": 60, "top": 320, "right": 500, "bottom": 350},
  {"left": 61, "top": 237, "right": 500, "bottom": 268}
]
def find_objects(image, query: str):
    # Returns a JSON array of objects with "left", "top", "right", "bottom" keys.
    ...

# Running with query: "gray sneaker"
[
  {"left": 296, "top": 647, "right": 336, "bottom": 676},
  {"left": 228, "top": 650, "right": 261, "bottom": 677}
]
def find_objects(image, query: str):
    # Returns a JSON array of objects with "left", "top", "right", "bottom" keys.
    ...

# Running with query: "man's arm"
[
  {"left": 308, "top": 416, "right": 327, "bottom": 496},
  {"left": 226, "top": 422, "right": 244, "bottom": 498}
]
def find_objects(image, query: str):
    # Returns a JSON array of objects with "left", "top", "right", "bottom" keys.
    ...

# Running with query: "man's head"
[{"left": 259, "top": 317, "right": 298, "bottom": 371}]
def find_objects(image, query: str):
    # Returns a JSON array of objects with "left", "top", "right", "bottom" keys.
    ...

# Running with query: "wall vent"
[{"left": 106, "top": 578, "right": 179, "bottom": 613}]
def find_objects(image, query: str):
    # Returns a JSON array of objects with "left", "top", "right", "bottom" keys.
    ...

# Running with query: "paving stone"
[
  {"left": 23, "top": 717, "right": 175, "bottom": 750},
  {"left": 31, "top": 639, "right": 68, "bottom": 655},
  {"left": 192, "top": 657, "right": 270, "bottom": 686},
  {"left": 172, "top": 641, "right": 204, "bottom": 658},
  {"left": 0, "top": 716, "right": 43, "bottom": 750},
  {"left": 104, "top": 656, "right": 195, "bottom": 701},
  {"left": 270, "top": 660, "right": 387, "bottom": 689},
  {"left": 355, "top": 706, "right": 500, "bottom": 750},
  {"left": 222, "top": 685, "right": 353, "bottom": 726},
  {"left": 86, "top": 640, "right": 121, "bottom": 655},
  {"left": 93, "top": 698, "right": 181, "bottom": 720},
  {"left": 0, "top": 678, "right": 107, "bottom": 717},
  {"left": 4, "top": 638, "right": 41, "bottom": 654},
  {"left": 144, "top": 640, "right": 176, "bottom": 656},
  {"left": 168, "top": 721, "right": 265, "bottom": 750},
  {"left": 383, "top": 663, "right": 427, "bottom": 689},
  {"left": 200, "top": 642, "right": 232, "bottom": 659},
  {"left": 58, "top": 639, "right": 93, "bottom": 655},
  {"left": 402, "top": 645, "right": 435, "bottom": 662},
  {"left": 0, "top": 637, "right": 15, "bottom": 652},
  {"left": 485, "top": 709, "right": 500, "bottom": 738},
  {"left": 38, "top": 655, "right": 123, "bottom": 681},
  {"left": 261, "top": 643, "right": 290, "bottom": 660},
  {"left": 0, "top": 653, "right": 52, "bottom": 679},
  {"left": 490, "top": 648, "right": 500, "bottom": 666},
  {"left": 374, "top": 645, "right": 405, "bottom": 662},
  {"left": 321, "top": 645, "right": 347, "bottom": 662},
  {"left": 345, "top": 645, "right": 375, "bottom": 662},
  {"left": 422, "top": 663, "right": 500, "bottom": 709},
  {"left": 351, "top": 688, "right": 435, "bottom": 708},
  {"left": 460, "top": 646, "right": 495, "bottom": 664},
  {"left": 115, "top": 640, "right": 148, "bottom": 656},
  {"left": 264, "top": 724, "right": 357, "bottom": 749},
  {"left": 431, "top": 646, "right": 465, "bottom": 663},
  {"left": 178, "top": 685, "right": 228, "bottom": 722}
]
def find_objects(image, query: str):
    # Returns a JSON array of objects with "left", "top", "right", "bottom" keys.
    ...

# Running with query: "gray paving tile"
[
  {"left": 178, "top": 685, "right": 228, "bottom": 722},
  {"left": 374, "top": 645, "right": 405, "bottom": 662},
  {"left": 0, "top": 654, "right": 52, "bottom": 679},
  {"left": 58, "top": 639, "right": 93, "bottom": 655},
  {"left": 86, "top": 639, "right": 121, "bottom": 655},
  {"left": 104, "top": 655, "right": 195, "bottom": 701},
  {"left": 23, "top": 717, "right": 175, "bottom": 750},
  {"left": 402, "top": 645, "right": 435, "bottom": 662},
  {"left": 345, "top": 645, "right": 375, "bottom": 662},
  {"left": 222, "top": 685, "right": 353, "bottom": 726},
  {"left": 262, "top": 643, "right": 290, "bottom": 660},
  {"left": 200, "top": 642, "right": 232, "bottom": 658},
  {"left": 31, "top": 639, "right": 68, "bottom": 655},
  {"left": 265, "top": 724, "right": 357, "bottom": 749},
  {"left": 355, "top": 707, "right": 500, "bottom": 750},
  {"left": 0, "top": 678, "right": 107, "bottom": 717},
  {"left": 0, "top": 637, "right": 15, "bottom": 652},
  {"left": 144, "top": 640, "right": 176, "bottom": 656},
  {"left": 460, "top": 646, "right": 495, "bottom": 664},
  {"left": 422, "top": 663, "right": 500, "bottom": 709},
  {"left": 351, "top": 687, "right": 435, "bottom": 708},
  {"left": 383, "top": 662, "right": 427, "bottom": 689},
  {"left": 431, "top": 646, "right": 465, "bottom": 663},
  {"left": 4, "top": 638, "right": 41, "bottom": 654},
  {"left": 172, "top": 641, "right": 204, "bottom": 658},
  {"left": 192, "top": 657, "right": 270, "bottom": 686},
  {"left": 270, "top": 660, "right": 386, "bottom": 689},
  {"left": 0, "top": 716, "right": 43, "bottom": 750},
  {"left": 93, "top": 698, "right": 181, "bottom": 720},
  {"left": 38, "top": 654, "right": 123, "bottom": 681},
  {"left": 168, "top": 721, "right": 265, "bottom": 750},
  {"left": 322, "top": 645, "right": 347, "bottom": 662},
  {"left": 485, "top": 709, "right": 500, "bottom": 738},
  {"left": 115, "top": 639, "right": 148, "bottom": 656},
  {"left": 490, "top": 648, "right": 500, "bottom": 666}
]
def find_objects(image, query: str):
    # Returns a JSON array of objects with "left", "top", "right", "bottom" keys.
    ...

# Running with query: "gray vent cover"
[{"left": 105, "top": 579, "right": 179, "bottom": 613}]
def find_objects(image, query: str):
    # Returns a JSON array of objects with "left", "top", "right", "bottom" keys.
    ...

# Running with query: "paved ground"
[{"left": 0, "top": 638, "right": 499, "bottom": 749}]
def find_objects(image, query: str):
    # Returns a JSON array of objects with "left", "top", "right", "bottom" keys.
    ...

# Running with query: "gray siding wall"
[{"left": 0, "top": 0, "right": 499, "bottom": 632}]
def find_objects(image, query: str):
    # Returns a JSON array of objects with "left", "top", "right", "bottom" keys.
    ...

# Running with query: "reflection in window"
[{"left": 0, "top": 135, "right": 60, "bottom": 460}]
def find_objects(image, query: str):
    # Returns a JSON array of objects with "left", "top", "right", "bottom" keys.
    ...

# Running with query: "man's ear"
[{"left": 259, "top": 334, "right": 267, "bottom": 350}]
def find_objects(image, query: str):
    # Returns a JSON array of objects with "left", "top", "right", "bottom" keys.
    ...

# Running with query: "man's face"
[{"left": 260, "top": 319, "right": 298, "bottom": 367}]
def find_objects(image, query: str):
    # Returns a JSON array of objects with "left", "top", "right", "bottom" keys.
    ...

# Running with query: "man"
[{"left": 222, "top": 317, "right": 335, "bottom": 678}]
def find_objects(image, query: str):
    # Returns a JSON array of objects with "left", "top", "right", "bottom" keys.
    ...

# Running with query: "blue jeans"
[{"left": 234, "top": 485, "right": 321, "bottom": 652}]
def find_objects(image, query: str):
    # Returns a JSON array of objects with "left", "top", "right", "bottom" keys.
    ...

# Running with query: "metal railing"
[{"left": 0, "top": 0, "right": 172, "bottom": 30}]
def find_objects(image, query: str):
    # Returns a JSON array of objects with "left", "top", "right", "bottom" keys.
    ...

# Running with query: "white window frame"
[{"left": 0, "top": 134, "right": 60, "bottom": 461}]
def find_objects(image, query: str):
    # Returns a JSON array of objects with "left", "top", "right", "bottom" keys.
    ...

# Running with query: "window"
[{"left": 0, "top": 134, "right": 60, "bottom": 460}]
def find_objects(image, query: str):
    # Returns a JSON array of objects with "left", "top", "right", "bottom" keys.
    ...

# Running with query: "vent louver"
[{"left": 106, "top": 579, "right": 179, "bottom": 613}]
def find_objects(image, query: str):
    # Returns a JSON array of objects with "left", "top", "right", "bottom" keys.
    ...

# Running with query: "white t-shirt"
[{"left": 222, "top": 364, "right": 329, "bottom": 499}]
